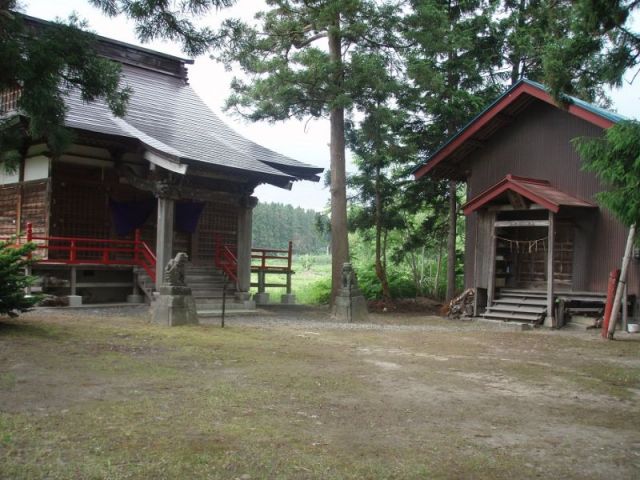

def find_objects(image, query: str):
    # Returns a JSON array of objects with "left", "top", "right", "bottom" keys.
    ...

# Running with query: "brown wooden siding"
[
  {"left": 0, "top": 180, "right": 49, "bottom": 237},
  {"left": 0, "top": 184, "right": 18, "bottom": 236},
  {"left": 463, "top": 101, "right": 639, "bottom": 295},
  {"left": 48, "top": 161, "right": 239, "bottom": 266}
]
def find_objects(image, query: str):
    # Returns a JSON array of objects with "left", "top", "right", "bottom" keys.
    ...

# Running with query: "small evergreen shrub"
[{"left": 0, "top": 240, "right": 38, "bottom": 317}]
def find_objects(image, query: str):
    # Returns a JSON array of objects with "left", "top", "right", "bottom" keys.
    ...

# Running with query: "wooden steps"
[{"left": 483, "top": 289, "right": 547, "bottom": 323}]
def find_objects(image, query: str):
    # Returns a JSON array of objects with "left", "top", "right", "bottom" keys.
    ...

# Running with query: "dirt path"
[{"left": 1, "top": 306, "right": 639, "bottom": 479}]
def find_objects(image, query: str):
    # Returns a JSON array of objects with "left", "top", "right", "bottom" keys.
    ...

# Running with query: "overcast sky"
[{"left": 23, "top": 0, "right": 640, "bottom": 212}]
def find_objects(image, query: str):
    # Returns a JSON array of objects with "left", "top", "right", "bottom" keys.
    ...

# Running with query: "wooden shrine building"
[
  {"left": 414, "top": 80, "right": 639, "bottom": 327},
  {"left": 0, "top": 16, "right": 322, "bottom": 307}
]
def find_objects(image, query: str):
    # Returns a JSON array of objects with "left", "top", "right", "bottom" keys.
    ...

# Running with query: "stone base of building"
[
  {"left": 281, "top": 293, "right": 296, "bottom": 304},
  {"left": 67, "top": 295, "right": 82, "bottom": 307},
  {"left": 254, "top": 292, "right": 270, "bottom": 305}
]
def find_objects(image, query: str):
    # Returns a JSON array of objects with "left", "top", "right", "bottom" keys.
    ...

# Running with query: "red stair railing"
[{"left": 214, "top": 234, "right": 238, "bottom": 283}]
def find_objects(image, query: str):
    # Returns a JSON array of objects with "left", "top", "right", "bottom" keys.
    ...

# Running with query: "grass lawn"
[{"left": 1, "top": 308, "right": 639, "bottom": 479}]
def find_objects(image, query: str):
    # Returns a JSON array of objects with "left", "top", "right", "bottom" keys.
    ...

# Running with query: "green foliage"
[
  {"left": 355, "top": 266, "right": 417, "bottom": 300},
  {"left": 215, "top": 0, "right": 403, "bottom": 120},
  {"left": 1, "top": 8, "right": 131, "bottom": 157},
  {"left": 542, "top": 0, "right": 639, "bottom": 101},
  {"left": 302, "top": 278, "right": 332, "bottom": 305},
  {"left": 89, "top": 0, "right": 236, "bottom": 56},
  {"left": 0, "top": 240, "right": 37, "bottom": 317},
  {"left": 252, "top": 202, "right": 329, "bottom": 254},
  {"left": 574, "top": 120, "right": 640, "bottom": 228},
  {"left": 1, "top": 1, "right": 234, "bottom": 160}
]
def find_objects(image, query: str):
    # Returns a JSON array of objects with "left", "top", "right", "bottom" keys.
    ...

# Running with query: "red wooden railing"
[
  {"left": 214, "top": 234, "right": 238, "bottom": 282},
  {"left": 213, "top": 237, "right": 294, "bottom": 286},
  {"left": 251, "top": 241, "right": 293, "bottom": 273},
  {"left": 17, "top": 223, "right": 156, "bottom": 280},
  {"left": 251, "top": 241, "right": 294, "bottom": 293}
]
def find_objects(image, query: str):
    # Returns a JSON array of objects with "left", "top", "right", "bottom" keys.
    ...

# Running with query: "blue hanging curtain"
[
  {"left": 176, "top": 201, "right": 205, "bottom": 233},
  {"left": 108, "top": 198, "right": 156, "bottom": 236}
]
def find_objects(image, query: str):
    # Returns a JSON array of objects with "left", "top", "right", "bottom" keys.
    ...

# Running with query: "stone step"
[{"left": 185, "top": 275, "right": 226, "bottom": 282}]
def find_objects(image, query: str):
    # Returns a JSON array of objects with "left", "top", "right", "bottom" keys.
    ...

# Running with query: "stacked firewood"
[{"left": 447, "top": 288, "right": 475, "bottom": 319}]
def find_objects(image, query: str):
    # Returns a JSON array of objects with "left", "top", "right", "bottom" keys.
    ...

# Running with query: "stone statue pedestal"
[
  {"left": 333, "top": 262, "right": 368, "bottom": 323},
  {"left": 151, "top": 253, "right": 198, "bottom": 326},
  {"left": 152, "top": 285, "right": 199, "bottom": 326}
]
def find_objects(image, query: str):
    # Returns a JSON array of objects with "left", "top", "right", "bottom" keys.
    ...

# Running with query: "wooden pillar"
[
  {"left": 546, "top": 210, "right": 555, "bottom": 327},
  {"left": 236, "top": 196, "right": 257, "bottom": 297},
  {"left": 487, "top": 224, "right": 497, "bottom": 308},
  {"left": 155, "top": 197, "right": 174, "bottom": 287},
  {"left": 70, "top": 266, "right": 77, "bottom": 296}
]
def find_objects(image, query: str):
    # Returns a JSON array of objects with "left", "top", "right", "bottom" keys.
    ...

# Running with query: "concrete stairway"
[
  {"left": 184, "top": 265, "right": 245, "bottom": 315},
  {"left": 133, "top": 266, "right": 155, "bottom": 303},
  {"left": 483, "top": 289, "right": 547, "bottom": 323},
  {"left": 135, "top": 264, "right": 252, "bottom": 315}
]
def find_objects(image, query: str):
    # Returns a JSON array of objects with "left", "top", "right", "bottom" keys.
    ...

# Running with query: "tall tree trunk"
[
  {"left": 446, "top": 180, "right": 457, "bottom": 300},
  {"left": 328, "top": 15, "right": 349, "bottom": 304},
  {"left": 510, "top": 0, "right": 527, "bottom": 85},
  {"left": 375, "top": 166, "right": 391, "bottom": 301}
]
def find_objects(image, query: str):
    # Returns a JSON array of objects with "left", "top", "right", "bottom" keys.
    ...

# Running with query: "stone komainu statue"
[
  {"left": 164, "top": 252, "right": 188, "bottom": 286},
  {"left": 341, "top": 262, "right": 358, "bottom": 291}
]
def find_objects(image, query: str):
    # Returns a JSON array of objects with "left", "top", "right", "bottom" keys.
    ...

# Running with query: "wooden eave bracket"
[{"left": 144, "top": 150, "right": 187, "bottom": 175}]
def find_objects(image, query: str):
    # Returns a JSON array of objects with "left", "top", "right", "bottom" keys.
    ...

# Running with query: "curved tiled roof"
[{"left": 63, "top": 64, "right": 322, "bottom": 185}]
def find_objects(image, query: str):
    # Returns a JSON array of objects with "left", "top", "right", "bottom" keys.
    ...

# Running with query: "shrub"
[
  {"left": 299, "top": 278, "right": 331, "bottom": 305},
  {"left": 0, "top": 240, "right": 38, "bottom": 317}
]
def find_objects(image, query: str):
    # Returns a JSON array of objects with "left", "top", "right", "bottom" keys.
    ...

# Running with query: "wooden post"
[
  {"left": 134, "top": 229, "right": 141, "bottom": 264},
  {"left": 622, "top": 282, "right": 628, "bottom": 333},
  {"left": 236, "top": 196, "right": 256, "bottom": 296},
  {"left": 286, "top": 241, "right": 293, "bottom": 294},
  {"left": 70, "top": 266, "right": 77, "bottom": 296},
  {"left": 607, "top": 223, "right": 636, "bottom": 339},
  {"left": 155, "top": 197, "right": 174, "bottom": 287},
  {"left": 546, "top": 211, "right": 555, "bottom": 328},
  {"left": 26, "top": 222, "right": 33, "bottom": 257},
  {"left": 70, "top": 240, "right": 77, "bottom": 263},
  {"left": 24, "top": 222, "right": 33, "bottom": 295},
  {"left": 446, "top": 180, "right": 457, "bottom": 300},
  {"left": 487, "top": 229, "right": 497, "bottom": 308}
]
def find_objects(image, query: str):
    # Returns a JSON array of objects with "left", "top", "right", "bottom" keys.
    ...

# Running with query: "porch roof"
[
  {"left": 62, "top": 62, "right": 323, "bottom": 187},
  {"left": 462, "top": 174, "right": 596, "bottom": 215}
]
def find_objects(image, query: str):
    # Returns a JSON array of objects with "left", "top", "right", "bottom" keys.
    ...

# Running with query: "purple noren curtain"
[
  {"left": 176, "top": 202, "right": 205, "bottom": 233},
  {"left": 108, "top": 199, "right": 156, "bottom": 236}
]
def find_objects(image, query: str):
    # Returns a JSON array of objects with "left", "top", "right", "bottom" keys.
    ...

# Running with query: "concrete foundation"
[
  {"left": 67, "top": 295, "right": 82, "bottom": 307},
  {"left": 151, "top": 286, "right": 199, "bottom": 326},
  {"left": 254, "top": 292, "right": 270, "bottom": 305},
  {"left": 281, "top": 293, "right": 296, "bottom": 305}
]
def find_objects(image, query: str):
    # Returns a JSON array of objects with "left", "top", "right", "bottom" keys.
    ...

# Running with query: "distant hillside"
[{"left": 252, "top": 202, "right": 328, "bottom": 255}]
